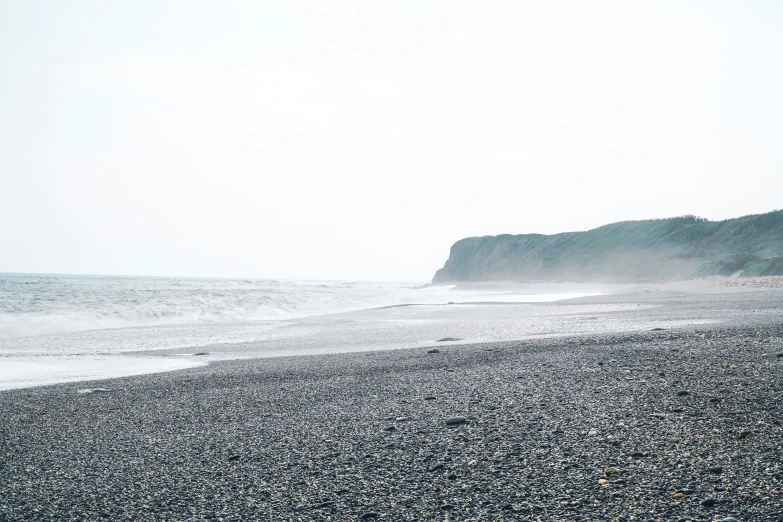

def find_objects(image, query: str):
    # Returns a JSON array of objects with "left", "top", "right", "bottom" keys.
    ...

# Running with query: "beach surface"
[{"left": 1, "top": 289, "right": 783, "bottom": 521}]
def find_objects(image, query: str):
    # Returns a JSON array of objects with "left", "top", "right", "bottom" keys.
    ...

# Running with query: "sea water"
[{"left": 0, "top": 273, "right": 612, "bottom": 390}]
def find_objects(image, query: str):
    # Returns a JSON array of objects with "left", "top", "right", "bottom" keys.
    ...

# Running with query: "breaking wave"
[
  {"left": 0, "top": 274, "right": 598, "bottom": 339},
  {"left": 0, "top": 275, "right": 460, "bottom": 339}
]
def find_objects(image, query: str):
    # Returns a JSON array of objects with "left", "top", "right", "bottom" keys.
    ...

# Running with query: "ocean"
[{"left": 2, "top": 273, "right": 665, "bottom": 390}]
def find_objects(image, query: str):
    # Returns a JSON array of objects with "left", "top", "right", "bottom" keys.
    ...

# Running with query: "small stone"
[
  {"left": 227, "top": 455, "right": 240, "bottom": 462},
  {"left": 395, "top": 417, "right": 409, "bottom": 422},
  {"left": 360, "top": 513, "right": 380, "bottom": 520},
  {"left": 604, "top": 467, "right": 620, "bottom": 477},
  {"left": 315, "top": 501, "right": 335, "bottom": 509},
  {"left": 445, "top": 417, "right": 466, "bottom": 426},
  {"left": 700, "top": 497, "right": 716, "bottom": 507},
  {"left": 424, "top": 396, "right": 436, "bottom": 401},
  {"left": 588, "top": 430, "right": 598, "bottom": 436},
  {"left": 437, "top": 337, "right": 462, "bottom": 342},
  {"left": 708, "top": 466, "right": 723, "bottom": 474},
  {"left": 630, "top": 452, "right": 645, "bottom": 458},
  {"left": 720, "top": 518, "right": 738, "bottom": 522},
  {"left": 427, "top": 348, "right": 440, "bottom": 354},
  {"left": 77, "top": 388, "right": 112, "bottom": 394},
  {"left": 447, "top": 474, "right": 457, "bottom": 480},
  {"left": 383, "top": 425, "right": 396, "bottom": 432},
  {"left": 429, "top": 463, "right": 445, "bottom": 472},
  {"left": 598, "top": 479, "right": 608, "bottom": 485},
  {"left": 677, "top": 390, "right": 691, "bottom": 396},
  {"left": 651, "top": 327, "right": 665, "bottom": 331},
  {"left": 440, "top": 504, "right": 455, "bottom": 511},
  {"left": 673, "top": 493, "right": 684, "bottom": 498}
]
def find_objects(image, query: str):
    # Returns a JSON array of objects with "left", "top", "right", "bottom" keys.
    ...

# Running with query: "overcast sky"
[{"left": 2, "top": 0, "right": 781, "bottom": 281}]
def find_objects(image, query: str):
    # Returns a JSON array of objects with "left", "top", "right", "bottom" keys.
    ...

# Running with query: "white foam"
[
  {"left": 0, "top": 275, "right": 599, "bottom": 339},
  {"left": 0, "top": 274, "right": 605, "bottom": 391},
  {"left": 0, "top": 356, "right": 204, "bottom": 391}
]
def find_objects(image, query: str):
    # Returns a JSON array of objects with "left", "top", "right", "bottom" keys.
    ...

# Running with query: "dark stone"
[
  {"left": 383, "top": 425, "right": 396, "bottom": 432},
  {"left": 193, "top": 352, "right": 209, "bottom": 356},
  {"left": 738, "top": 430, "right": 752, "bottom": 439},
  {"left": 447, "top": 474, "right": 457, "bottom": 480},
  {"left": 315, "top": 501, "right": 335, "bottom": 508},
  {"left": 440, "top": 504, "right": 455, "bottom": 511},
  {"left": 708, "top": 466, "right": 723, "bottom": 474},
  {"left": 677, "top": 390, "right": 691, "bottom": 396},
  {"left": 429, "top": 463, "right": 445, "bottom": 472},
  {"left": 630, "top": 452, "right": 645, "bottom": 458},
  {"left": 424, "top": 396, "right": 436, "bottom": 401},
  {"left": 360, "top": 513, "right": 380, "bottom": 520},
  {"left": 427, "top": 348, "right": 440, "bottom": 354},
  {"left": 651, "top": 328, "right": 665, "bottom": 331},
  {"left": 227, "top": 455, "right": 240, "bottom": 462},
  {"left": 445, "top": 417, "right": 466, "bottom": 426},
  {"left": 700, "top": 497, "right": 716, "bottom": 507}
]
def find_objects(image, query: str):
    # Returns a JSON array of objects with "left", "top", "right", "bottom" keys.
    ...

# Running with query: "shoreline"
[
  {"left": 3, "top": 284, "right": 782, "bottom": 392},
  {"left": 2, "top": 320, "right": 782, "bottom": 520}
]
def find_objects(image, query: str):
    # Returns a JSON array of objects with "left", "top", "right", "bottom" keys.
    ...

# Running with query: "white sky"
[{"left": 1, "top": 0, "right": 781, "bottom": 281}]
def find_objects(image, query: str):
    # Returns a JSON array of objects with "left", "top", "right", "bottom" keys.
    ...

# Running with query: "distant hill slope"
[{"left": 432, "top": 210, "right": 783, "bottom": 283}]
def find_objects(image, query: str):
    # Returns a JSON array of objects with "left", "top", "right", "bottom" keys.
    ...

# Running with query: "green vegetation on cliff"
[{"left": 433, "top": 210, "right": 783, "bottom": 283}]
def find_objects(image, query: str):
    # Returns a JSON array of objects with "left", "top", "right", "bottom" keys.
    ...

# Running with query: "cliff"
[{"left": 432, "top": 210, "right": 783, "bottom": 283}]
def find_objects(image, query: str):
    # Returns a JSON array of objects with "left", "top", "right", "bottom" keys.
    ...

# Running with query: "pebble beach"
[{"left": 2, "top": 292, "right": 783, "bottom": 521}]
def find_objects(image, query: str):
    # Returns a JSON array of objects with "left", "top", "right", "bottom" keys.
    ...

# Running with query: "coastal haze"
[{"left": 2, "top": 2, "right": 783, "bottom": 521}]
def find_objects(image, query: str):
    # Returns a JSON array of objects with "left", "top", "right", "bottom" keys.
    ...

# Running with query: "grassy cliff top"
[{"left": 433, "top": 210, "right": 783, "bottom": 283}]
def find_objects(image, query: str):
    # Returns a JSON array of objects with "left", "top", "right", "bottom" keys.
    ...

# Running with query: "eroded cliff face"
[{"left": 432, "top": 210, "right": 783, "bottom": 283}]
